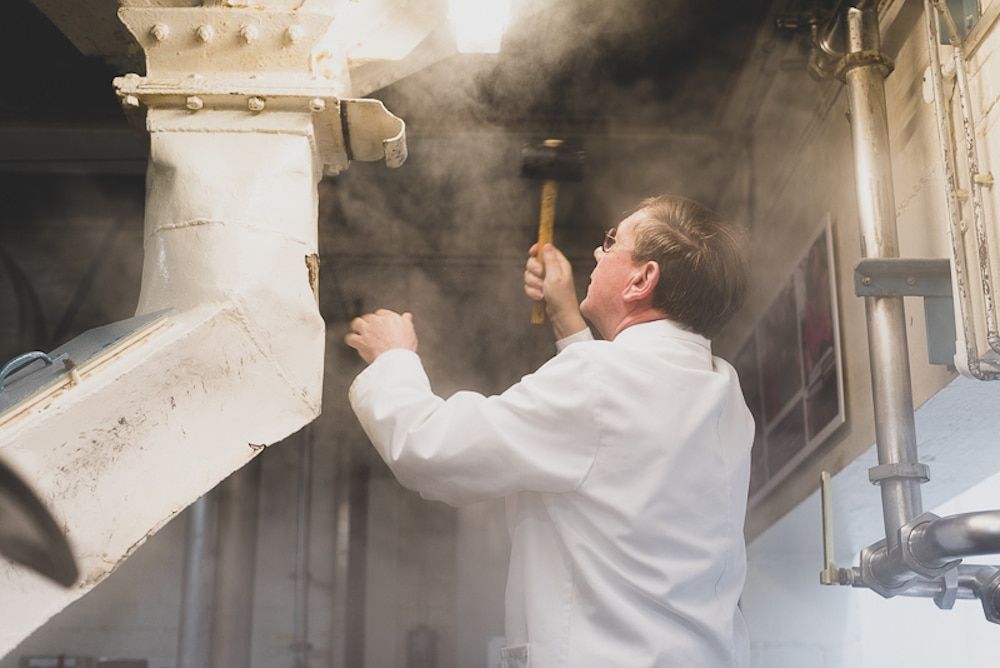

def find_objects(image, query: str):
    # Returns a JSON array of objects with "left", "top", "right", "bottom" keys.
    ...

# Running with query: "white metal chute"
[
  {"left": 0, "top": 109, "right": 327, "bottom": 652},
  {"left": 0, "top": 0, "right": 441, "bottom": 654}
]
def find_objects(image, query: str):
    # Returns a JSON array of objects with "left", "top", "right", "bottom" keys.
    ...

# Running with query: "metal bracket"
[
  {"left": 868, "top": 462, "right": 931, "bottom": 484},
  {"left": 854, "top": 258, "right": 957, "bottom": 366}
]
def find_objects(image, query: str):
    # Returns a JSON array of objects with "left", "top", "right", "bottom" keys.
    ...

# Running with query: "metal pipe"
[
  {"left": 210, "top": 459, "right": 262, "bottom": 668},
  {"left": 816, "top": 0, "right": 849, "bottom": 59},
  {"left": 922, "top": 0, "right": 1000, "bottom": 380},
  {"left": 844, "top": 5, "right": 924, "bottom": 549},
  {"left": 853, "top": 564, "right": 998, "bottom": 598},
  {"left": 896, "top": 580, "right": 978, "bottom": 600},
  {"left": 932, "top": 0, "right": 1000, "bottom": 354},
  {"left": 910, "top": 511, "right": 1000, "bottom": 567},
  {"left": 293, "top": 429, "right": 314, "bottom": 668},
  {"left": 177, "top": 494, "right": 219, "bottom": 668}
]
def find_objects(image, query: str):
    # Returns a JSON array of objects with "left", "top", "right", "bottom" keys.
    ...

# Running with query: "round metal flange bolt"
[
  {"left": 286, "top": 25, "right": 304, "bottom": 45},
  {"left": 121, "top": 94, "right": 141, "bottom": 109},
  {"left": 150, "top": 23, "right": 170, "bottom": 42},
  {"left": 247, "top": 96, "right": 266, "bottom": 113},
  {"left": 309, "top": 98, "right": 326, "bottom": 113},
  {"left": 239, "top": 25, "right": 258, "bottom": 44},
  {"left": 196, "top": 24, "right": 215, "bottom": 43},
  {"left": 861, "top": 276, "right": 873, "bottom": 286},
  {"left": 186, "top": 96, "right": 204, "bottom": 111}
]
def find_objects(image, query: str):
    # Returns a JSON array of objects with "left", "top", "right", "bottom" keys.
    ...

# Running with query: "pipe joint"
[
  {"left": 980, "top": 571, "right": 1000, "bottom": 624},
  {"left": 835, "top": 49, "right": 894, "bottom": 81},
  {"left": 900, "top": 512, "right": 963, "bottom": 578},
  {"left": 859, "top": 539, "right": 916, "bottom": 597}
]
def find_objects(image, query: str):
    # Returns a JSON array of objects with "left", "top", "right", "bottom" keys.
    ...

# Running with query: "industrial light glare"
[{"left": 449, "top": 0, "right": 511, "bottom": 54}]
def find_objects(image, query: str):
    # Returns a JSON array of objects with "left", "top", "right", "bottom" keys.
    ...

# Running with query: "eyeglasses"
[
  {"left": 602, "top": 227, "right": 618, "bottom": 252},
  {"left": 602, "top": 227, "right": 633, "bottom": 254}
]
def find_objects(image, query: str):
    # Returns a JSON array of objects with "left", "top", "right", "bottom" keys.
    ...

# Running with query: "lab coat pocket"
[{"left": 499, "top": 643, "right": 530, "bottom": 668}]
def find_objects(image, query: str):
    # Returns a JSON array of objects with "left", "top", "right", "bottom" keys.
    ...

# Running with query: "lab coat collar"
[{"left": 612, "top": 318, "right": 711, "bottom": 350}]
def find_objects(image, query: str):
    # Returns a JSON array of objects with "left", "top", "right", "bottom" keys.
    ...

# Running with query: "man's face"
[{"left": 579, "top": 210, "right": 645, "bottom": 337}]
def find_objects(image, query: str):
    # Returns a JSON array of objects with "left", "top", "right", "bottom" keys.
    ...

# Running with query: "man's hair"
[{"left": 630, "top": 195, "right": 748, "bottom": 338}]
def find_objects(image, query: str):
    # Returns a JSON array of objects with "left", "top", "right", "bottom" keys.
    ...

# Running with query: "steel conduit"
[
  {"left": 177, "top": 494, "right": 219, "bottom": 668},
  {"left": 911, "top": 512, "right": 1000, "bottom": 567},
  {"left": 843, "top": 6, "right": 925, "bottom": 552}
]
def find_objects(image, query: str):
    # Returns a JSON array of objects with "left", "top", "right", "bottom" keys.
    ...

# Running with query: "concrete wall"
[{"left": 744, "top": 376, "right": 1000, "bottom": 666}]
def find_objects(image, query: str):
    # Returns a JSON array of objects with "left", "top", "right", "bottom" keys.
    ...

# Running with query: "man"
[{"left": 345, "top": 195, "right": 753, "bottom": 667}]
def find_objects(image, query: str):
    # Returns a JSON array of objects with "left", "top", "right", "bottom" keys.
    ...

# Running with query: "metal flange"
[
  {"left": 112, "top": 74, "right": 407, "bottom": 175},
  {"left": 835, "top": 49, "right": 895, "bottom": 81}
]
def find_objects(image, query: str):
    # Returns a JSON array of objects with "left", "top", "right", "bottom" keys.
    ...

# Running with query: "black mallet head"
[{"left": 520, "top": 140, "right": 585, "bottom": 183}]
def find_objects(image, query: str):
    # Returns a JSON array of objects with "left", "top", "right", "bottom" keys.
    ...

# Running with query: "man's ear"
[{"left": 622, "top": 261, "right": 660, "bottom": 303}]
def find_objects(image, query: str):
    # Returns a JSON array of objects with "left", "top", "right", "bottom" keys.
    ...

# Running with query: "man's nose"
[{"left": 593, "top": 246, "right": 604, "bottom": 262}]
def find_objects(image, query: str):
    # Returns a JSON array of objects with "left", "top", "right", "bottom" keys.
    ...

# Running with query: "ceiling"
[
  {"left": 0, "top": 0, "right": 786, "bottom": 370},
  {"left": 0, "top": 0, "right": 775, "bottom": 132}
]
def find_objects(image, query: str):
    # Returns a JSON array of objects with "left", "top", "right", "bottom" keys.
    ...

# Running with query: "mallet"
[{"left": 520, "top": 138, "right": 585, "bottom": 324}]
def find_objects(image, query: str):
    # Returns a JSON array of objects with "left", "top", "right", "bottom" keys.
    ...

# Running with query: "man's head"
[{"left": 579, "top": 195, "right": 747, "bottom": 340}]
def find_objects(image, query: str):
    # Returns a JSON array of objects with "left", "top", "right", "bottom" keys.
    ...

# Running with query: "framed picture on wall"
[{"left": 738, "top": 218, "right": 845, "bottom": 506}]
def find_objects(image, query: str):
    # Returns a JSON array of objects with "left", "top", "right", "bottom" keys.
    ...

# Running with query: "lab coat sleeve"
[
  {"left": 554, "top": 327, "right": 594, "bottom": 353},
  {"left": 348, "top": 347, "right": 602, "bottom": 507}
]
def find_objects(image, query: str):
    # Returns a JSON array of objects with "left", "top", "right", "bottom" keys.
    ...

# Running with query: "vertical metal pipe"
[
  {"left": 329, "top": 439, "right": 353, "bottom": 668},
  {"left": 293, "top": 429, "right": 314, "bottom": 668},
  {"left": 210, "top": 459, "right": 262, "bottom": 668},
  {"left": 844, "top": 6, "right": 923, "bottom": 549},
  {"left": 177, "top": 493, "right": 219, "bottom": 668}
]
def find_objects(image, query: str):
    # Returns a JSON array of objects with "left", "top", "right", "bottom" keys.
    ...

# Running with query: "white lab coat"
[{"left": 349, "top": 319, "right": 753, "bottom": 667}]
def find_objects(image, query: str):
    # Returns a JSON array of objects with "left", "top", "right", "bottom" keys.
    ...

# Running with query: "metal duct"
[{"left": 0, "top": 0, "right": 431, "bottom": 653}]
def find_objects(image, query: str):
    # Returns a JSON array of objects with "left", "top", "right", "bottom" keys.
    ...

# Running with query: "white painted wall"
[{"left": 745, "top": 376, "right": 1000, "bottom": 666}]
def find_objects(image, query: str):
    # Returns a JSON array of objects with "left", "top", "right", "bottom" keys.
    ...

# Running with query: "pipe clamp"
[
  {"left": 835, "top": 49, "right": 894, "bottom": 81},
  {"left": 859, "top": 540, "right": 915, "bottom": 598},
  {"left": 899, "top": 512, "right": 962, "bottom": 579},
  {"left": 868, "top": 462, "right": 930, "bottom": 484}
]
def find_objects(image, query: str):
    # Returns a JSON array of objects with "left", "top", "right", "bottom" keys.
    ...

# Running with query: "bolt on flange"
[{"left": 150, "top": 23, "right": 170, "bottom": 42}]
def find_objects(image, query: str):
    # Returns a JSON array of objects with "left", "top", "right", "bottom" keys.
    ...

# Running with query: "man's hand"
[
  {"left": 345, "top": 309, "right": 418, "bottom": 365},
  {"left": 524, "top": 243, "right": 587, "bottom": 339}
]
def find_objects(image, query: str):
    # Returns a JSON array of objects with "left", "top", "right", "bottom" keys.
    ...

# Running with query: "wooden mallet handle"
[{"left": 531, "top": 179, "right": 559, "bottom": 324}]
